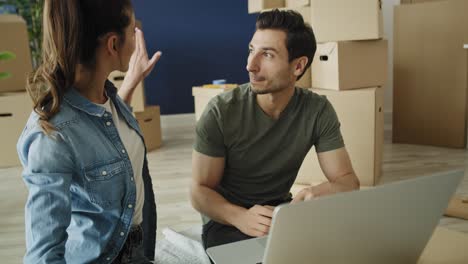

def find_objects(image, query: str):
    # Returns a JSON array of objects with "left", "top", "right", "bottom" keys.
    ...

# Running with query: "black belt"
[
  {"left": 112, "top": 225, "right": 144, "bottom": 263},
  {"left": 126, "top": 225, "right": 143, "bottom": 245}
]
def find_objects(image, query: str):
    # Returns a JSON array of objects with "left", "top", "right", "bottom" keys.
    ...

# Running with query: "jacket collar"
[{"left": 64, "top": 80, "right": 118, "bottom": 117}]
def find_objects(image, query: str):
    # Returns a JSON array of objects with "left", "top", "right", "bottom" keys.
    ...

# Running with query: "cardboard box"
[
  {"left": 286, "top": 0, "right": 310, "bottom": 8},
  {"left": 0, "top": 92, "right": 31, "bottom": 168},
  {"left": 418, "top": 227, "right": 468, "bottom": 263},
  {"left": 445, "top": 196, "right": 468, "bottom": 220},
  {"left": 296, "top": 87, "right": 384, "bottom": 186},
  {"left": 108, "top": 70, "right": 145, "bottom": 112},
  {"left": 282, "top": 6, "right": 310, "bottom": 22},
  {"left": 311, "top": 40, "right": 388, "bottom": 90},
  {"left": 393, "top": 0, "right": 468, "bottom": 148},
  {"left": 134, "top": 106, "right": 162, "bottom": 151},
  {"left": 0, "top": 15, "right": 32, "bottom": 92},
  {"left": 192, "top": 87, "right": 235, "bottom": 121},
  {"left": 248, "top": 0, "right": 285, "bottom": 14},
  {"left": 294, "top": 6, "right": 310, "bottom": 23},
  {"left": 310, "top": 0, "right": 383, "bottom": 42}
]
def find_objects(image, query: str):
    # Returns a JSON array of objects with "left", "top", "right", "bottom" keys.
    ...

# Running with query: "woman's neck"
[{"left": 74, "top": 64, "right": 110, "bottom": 104}]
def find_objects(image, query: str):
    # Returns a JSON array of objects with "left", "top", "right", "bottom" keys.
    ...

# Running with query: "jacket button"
[
  {"left": 128, "top": 204, "right": 133, "bottom": 209},
  {"left": 106, "top": 121, "right": 112, "bottom": 126},
  {"left": 101, "top": 171, "right": 107, "bottom": 176},
  {"left": 120, "top": 232, "right": 124, "bottom": 236}
]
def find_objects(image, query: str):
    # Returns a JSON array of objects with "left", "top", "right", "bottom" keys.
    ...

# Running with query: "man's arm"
[
  {"left": 190, "top": 150, "right": 239, "bottom": 225},
  {"left": 190, "top": 150, "right": 273, "bottom": 237},
  {"left": 292, "top": 147, "right": 359, "bottom": 202}
]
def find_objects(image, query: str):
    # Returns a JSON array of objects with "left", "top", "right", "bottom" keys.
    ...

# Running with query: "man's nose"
[{"left": 246, "top": 53, "right": 260, "bottom": 73}]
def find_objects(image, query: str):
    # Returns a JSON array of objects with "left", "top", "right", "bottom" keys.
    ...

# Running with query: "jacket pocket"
[{"left": 84, "top": 159, "right": 127, "bottom": 207}]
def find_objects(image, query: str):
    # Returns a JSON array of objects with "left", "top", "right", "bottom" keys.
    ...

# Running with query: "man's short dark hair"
[{"left": 256, "top": 9, "right": 317, "bottom": 80}]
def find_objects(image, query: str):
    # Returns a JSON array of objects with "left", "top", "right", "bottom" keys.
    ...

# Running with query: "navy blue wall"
[{"left": 133, "top": 1, "right": 257, "bottom": 114}]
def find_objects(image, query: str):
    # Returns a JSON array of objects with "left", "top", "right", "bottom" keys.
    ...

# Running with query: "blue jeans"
[{"left": 112, "top": 225, "right": 152, "bottom": 264}]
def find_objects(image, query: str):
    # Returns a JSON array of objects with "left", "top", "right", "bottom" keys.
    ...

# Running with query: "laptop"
[{"left": 206, "top": 170, "right": 464, "bottom": 264}]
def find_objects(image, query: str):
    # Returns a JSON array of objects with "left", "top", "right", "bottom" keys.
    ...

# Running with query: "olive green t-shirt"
[{"left": 194, "top": 83, "right": 344, "bottom": 210}]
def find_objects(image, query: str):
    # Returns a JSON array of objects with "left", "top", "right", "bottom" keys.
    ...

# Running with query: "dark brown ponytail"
[{"left": 27, "top": 0, "right": 133, "bottom": 134}]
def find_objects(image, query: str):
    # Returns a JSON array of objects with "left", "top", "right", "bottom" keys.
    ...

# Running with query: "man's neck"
[{"left": 256, "top": 85, "right": 295, "bottom": 120}]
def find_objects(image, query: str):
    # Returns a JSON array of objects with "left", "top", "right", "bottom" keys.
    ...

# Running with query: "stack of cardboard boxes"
[
  {"left": 248, "top": 0, "right": 388, "bottom": 186},
  {"left": 0, "top": 15, "right": 33, "bottom": 168}
]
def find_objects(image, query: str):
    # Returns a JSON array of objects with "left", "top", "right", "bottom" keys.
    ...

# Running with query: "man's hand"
[
  {"left": 233, "top": 205, "right": 275, "bottom": 237},
  {"left": 291, "top": 186, "right": 317, "bottom": 204}
]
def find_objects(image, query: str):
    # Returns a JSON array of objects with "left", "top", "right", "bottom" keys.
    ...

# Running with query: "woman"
[{"left": 17, "top": 0, "right": 161, "bottom": 263}]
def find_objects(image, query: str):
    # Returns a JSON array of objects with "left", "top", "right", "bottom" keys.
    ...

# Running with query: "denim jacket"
[{"left": 17, "top": 81, "right": 156, "bottom": 264}]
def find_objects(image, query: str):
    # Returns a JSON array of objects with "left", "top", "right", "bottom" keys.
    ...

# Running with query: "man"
[{"left": 190, "top": 9, "right": 360, "bottom": 250}]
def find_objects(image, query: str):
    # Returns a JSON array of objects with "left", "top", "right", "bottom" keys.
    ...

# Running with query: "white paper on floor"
[{"left": 154, "top": 227, "right": 211, "bottom": 264}]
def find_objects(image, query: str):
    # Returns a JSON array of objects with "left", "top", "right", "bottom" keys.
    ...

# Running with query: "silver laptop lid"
[{"left": 263, "top": 170, "right": 464, "bottom": 264}]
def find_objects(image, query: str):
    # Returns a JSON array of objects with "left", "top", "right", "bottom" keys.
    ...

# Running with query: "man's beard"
[
  {"left": 251, "top": 85, "right": 270, "bottom": 95},
  {"left": 250, "top": 82, "right": 285, "bottom": 95}
]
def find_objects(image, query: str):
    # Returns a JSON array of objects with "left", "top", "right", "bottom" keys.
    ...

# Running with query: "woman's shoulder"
[
  {"left": 48, "top": 102, "right": 81, "bottom": 130},
  {"left": 23, "top": 101, "right": 79, "bottom": 136}
]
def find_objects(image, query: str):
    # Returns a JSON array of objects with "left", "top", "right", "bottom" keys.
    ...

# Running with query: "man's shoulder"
[
  {"left": 215, "top": 83, "right": 251, "bottom": 104},
  {"left": 295, "top": 87, "right": 330, "bottom": 111},
  {"left": 297, "top": 87, "right": 326, "bottom": 100},
  {"left": 206, "top": 83, "right": 251, "bottom": 112}
]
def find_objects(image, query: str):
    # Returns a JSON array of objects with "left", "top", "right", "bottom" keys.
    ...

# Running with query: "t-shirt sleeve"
[
  {"left": 193, "top": 100, "right": 226, "bottom": 157},
  {"left": 314, "top": 99, "right": 345, "bottom": 153}
]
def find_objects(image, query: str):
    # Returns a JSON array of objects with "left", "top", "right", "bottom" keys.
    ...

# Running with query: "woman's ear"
[{"left": 105, "top": 34, "right": 119, "bottom": 56}]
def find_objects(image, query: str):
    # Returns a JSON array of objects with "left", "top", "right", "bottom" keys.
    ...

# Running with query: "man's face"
[{"left": 246, "top": 29, "right": 295, "bottom": 94}]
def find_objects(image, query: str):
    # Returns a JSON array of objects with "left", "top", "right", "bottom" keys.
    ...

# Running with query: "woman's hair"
[{"left": 27, "top": 0, "right": 133, "bottom": 134}]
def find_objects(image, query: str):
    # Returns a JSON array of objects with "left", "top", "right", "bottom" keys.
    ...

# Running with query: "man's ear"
[{"left": 293, "top": 56, "right": 309, "bottom": 77}]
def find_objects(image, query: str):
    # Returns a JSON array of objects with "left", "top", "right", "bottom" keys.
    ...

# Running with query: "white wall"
[{"left": 382, "top": 0, "right": 401, "bottom": 120}]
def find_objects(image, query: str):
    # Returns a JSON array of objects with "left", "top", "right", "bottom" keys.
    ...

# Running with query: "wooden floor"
[{"left": 1, "top": 113, "right": 467, "bottom": 263}]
